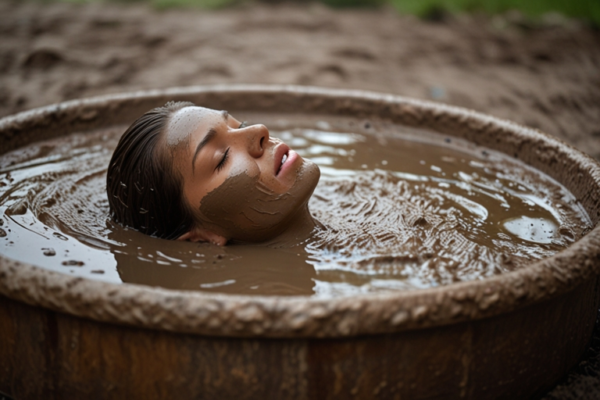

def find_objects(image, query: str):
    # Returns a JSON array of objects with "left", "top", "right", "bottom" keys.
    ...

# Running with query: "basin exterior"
[{"left": 1, "top": 85, "right": 600, "bottom": 399}]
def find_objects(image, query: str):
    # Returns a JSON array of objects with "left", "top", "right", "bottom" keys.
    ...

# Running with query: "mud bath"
[
  {"left": 0, "top": 116, "right": 590, "bottom": 297},
  {"left": 2, "top": 86, "right": 600, "bottom": 399}
]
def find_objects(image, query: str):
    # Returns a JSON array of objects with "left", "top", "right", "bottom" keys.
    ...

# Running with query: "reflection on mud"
[{"left": 0, "top": 118, "right": 591, "bottom": 297}]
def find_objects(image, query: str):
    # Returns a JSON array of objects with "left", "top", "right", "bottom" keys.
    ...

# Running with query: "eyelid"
[
  {"left": 215, "top": 148, "right": 230, "bottom": 172},
  {"left": 238, "top": 121, "right": 248, "bottom": 129}
]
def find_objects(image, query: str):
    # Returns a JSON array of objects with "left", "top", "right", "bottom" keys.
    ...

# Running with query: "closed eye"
[{"left": 216, "top": 148, "right": 230, "bottom": 172}]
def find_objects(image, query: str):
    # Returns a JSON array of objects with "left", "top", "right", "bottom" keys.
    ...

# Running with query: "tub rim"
[{"left": 1, "top": 84, "right": 600, "bottom": 338}]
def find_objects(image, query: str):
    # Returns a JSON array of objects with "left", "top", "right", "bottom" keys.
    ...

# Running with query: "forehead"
[{"left": 166, "top": 106, "right": 220, "bottom": 148}]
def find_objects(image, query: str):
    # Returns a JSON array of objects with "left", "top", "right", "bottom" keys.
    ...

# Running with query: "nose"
[{"left": 240, "top": 124, "right": 269, "bottom": 158}]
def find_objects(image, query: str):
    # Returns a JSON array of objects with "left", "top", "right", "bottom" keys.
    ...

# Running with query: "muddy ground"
[
  {"left": 2, "top": 1, "right": 600, "bottom": 158},
  {"left": 1, "top": 0, "right": 600, "bottom": 398}
]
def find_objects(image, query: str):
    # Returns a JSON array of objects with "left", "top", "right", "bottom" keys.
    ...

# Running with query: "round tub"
[{"left": 1, "top": 85, "right": 600, "bottom": 399}]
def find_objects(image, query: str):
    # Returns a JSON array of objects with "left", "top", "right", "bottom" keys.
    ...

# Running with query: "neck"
[{"left": 266, "top": 205, "right": 320, "bottom": 247}]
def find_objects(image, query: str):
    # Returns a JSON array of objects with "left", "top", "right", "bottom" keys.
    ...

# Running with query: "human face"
[{"left": 167, "top": 106, "right": 320, "bottom": 243}]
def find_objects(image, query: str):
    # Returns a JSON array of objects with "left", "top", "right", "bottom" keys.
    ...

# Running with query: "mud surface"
[
  {"left": 1, "top": 1, "right": 600, "bottom": 397},
  {"left": 0, "top": 116, "right": 590, "bottom": 297}
]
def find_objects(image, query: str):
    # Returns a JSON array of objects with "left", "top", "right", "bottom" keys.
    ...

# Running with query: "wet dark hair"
[{"left": 106, "top": 101, "right": 196, "bottom": 239}]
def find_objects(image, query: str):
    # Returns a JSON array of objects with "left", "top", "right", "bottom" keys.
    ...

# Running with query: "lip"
[{"left": 273, "top": 143, "right": 298, "bottom": 177}]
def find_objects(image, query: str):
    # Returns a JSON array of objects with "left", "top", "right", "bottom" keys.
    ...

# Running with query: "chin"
[
  {"left": 297, "top": 159, "right": 320, "bottom": 197},
  {"left": 299, "top": 159, "right": 321, "bottom": 186}
]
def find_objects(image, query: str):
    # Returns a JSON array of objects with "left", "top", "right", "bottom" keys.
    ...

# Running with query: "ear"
[{"left": 177, "top": 226, "right": 227, "bottom": 246}]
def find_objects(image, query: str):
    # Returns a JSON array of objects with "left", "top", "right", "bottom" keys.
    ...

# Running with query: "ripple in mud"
[{"left": 0, "top": 120, "right": 591, "bottom": 297}]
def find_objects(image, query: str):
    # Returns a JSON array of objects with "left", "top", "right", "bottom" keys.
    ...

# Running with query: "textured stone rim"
[{"left": 1, "top": 84, "right": 600, "bottom": 338}]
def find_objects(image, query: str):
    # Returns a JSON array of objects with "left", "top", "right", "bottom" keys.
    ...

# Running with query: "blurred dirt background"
[
  {"left": 2, "top": 1, "right": 600, "bottom": 158},
  {"left": 1, "top": 0, "right": 600, "bottom": 398}
]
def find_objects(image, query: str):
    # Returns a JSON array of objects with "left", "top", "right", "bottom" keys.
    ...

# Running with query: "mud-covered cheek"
[{"left": 197, "top": 172, "right": 298, "bottom": 241}]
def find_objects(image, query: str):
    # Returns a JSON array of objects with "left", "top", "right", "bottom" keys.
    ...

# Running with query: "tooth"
[{"left": 281, "top": 154, "right": 287, "bottom": 164}]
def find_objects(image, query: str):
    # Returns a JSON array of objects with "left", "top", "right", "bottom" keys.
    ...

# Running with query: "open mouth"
[
  {"left": 276, "top": 150, "right": 289, "bottom": 176},
  {"left": 274, "top": 143, "right": 298, "bottom": 177}
]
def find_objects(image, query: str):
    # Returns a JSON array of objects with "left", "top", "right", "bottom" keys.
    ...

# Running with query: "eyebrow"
[
  {"left": 191, "top": 128, "right": 217, "bottom": 173},
  {"left": 190, "top": 110, "right": 230, "bottom": 173}
]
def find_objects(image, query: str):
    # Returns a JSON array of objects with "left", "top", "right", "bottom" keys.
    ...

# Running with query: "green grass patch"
[
  {"left": 389, "top": 0, "right": 600, "bottom": 26},
  {"left": 37, "top": 0, "right": 600, "bottom": 25}
]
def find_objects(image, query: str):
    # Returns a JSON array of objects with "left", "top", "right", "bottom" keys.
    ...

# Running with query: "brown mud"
[
  {"left": 0, "top": 117, "right": 590, "bottom": 297},
  {"left": 1, "top": 1, "right": 600, "bottom": 398},
  {"left": 198, "top": 154, "right": 320, "bottom": 244}
]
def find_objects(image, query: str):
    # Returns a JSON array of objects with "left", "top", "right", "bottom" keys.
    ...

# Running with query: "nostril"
[{"left": 260, "top": 136, "right": 265, "bottom": 149}]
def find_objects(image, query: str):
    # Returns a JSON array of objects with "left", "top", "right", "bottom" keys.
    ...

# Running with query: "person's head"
[{"left": 106, "top": 101, "right": 320, "bottom": 245}]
